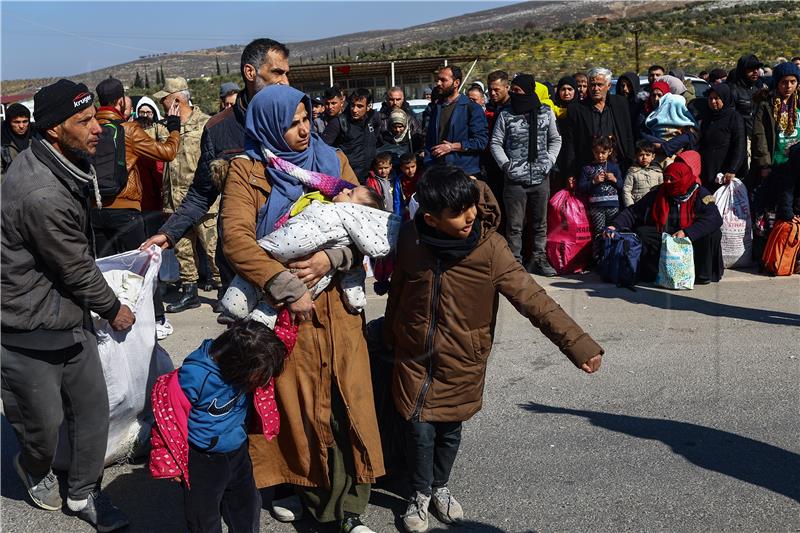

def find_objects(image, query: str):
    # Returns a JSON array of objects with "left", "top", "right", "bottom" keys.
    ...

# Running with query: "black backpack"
[{"left": 92, "top": 120, "right": 128, "bottom": 201}]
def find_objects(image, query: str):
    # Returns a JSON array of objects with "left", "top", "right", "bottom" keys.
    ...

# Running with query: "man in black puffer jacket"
[
  {"left": 141, "top": 38, "right": 289, "bottom": 294},
  {"left": 322, "top": 87, "right": 384, "bottom": 182},
  {"left": 729, "top": 54, "right": 766, "bottom": 138}
]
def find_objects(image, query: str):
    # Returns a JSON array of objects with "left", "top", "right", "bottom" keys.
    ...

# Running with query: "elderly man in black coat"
[{"left": 562, "top": 67, "right": 636, "bottom": 183}]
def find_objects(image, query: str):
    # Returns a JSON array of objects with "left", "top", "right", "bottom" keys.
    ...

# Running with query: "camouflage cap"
[{"left": 153, "top": 77, "right": 189, "bottom": 101}]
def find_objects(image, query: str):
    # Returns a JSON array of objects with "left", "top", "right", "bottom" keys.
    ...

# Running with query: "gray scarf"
[{"left": 40, "top": 138, "right": 103, "bottom": 208}]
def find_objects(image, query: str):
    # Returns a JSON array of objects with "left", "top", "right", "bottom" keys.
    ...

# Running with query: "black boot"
[
  {"left": 212, "top": 286, "right": 227, "bottom": 314},
  {"left": 526, "top": 254, "right": 556, "bottom": 277},
  {"left": 166, "top": 282, "right": 201, "bottom": 313}
]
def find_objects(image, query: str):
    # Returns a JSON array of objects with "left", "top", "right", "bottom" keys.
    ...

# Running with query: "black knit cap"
[
  {"left": 33, "top": 79, "right": 94, "bottom": 130},
  {"left": 96, "top": 77, "right": 125, "bottom": 106},
  {"left": 5, "top": 102, "right": 31, "bottom": 120}
]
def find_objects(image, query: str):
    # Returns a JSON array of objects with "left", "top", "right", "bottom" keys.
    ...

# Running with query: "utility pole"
[{"left": 630, "top": 25, "right": 642, "bottom": 74}]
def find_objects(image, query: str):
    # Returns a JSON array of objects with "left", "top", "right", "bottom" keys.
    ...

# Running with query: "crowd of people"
[{"left": 1, "top": 34, "right": 798, "bottom": 533}]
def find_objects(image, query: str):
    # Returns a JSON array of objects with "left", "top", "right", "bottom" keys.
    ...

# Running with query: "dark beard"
[
  {"left": 136, "top": 117, "right": 154, "bottom": 129},
  {"left": 441, "top": 84, "right": 457, "bottom": 99},
  {"left": 59, "top": 135, "right": 93, "bottom": 164}
]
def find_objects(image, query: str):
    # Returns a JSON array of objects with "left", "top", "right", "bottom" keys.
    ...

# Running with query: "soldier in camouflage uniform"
[{"left": 153, "top": 78, "right": 218, "bottom": 313}]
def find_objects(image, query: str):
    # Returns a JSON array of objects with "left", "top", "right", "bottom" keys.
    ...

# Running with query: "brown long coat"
[
  {"left": 220, "top": 153, "right": 385, "bottom": 489},
  {"left": 385, "top": 181, "right": 603, "bottom": 423}
]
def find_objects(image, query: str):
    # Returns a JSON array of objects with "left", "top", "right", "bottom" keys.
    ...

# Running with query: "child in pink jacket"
[{"left": 150, "top": 313, "right": 296, "bottom": 532}]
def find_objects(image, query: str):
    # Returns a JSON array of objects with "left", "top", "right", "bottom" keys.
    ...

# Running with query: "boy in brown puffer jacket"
[{"left": 384, "top": 165, "right": 604, "bottom": 533}]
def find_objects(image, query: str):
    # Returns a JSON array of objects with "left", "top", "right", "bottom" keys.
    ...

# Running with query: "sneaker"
[
  {"left": 13, "top": 453, "right": 61, "bottom": 511},
  {"left": 155, "top": 316, "right": 173, "bottom": 340},
  {"left": 270, "top": 494, "right": 303, "bottom": 522},
  {"left": 340, "top": 513, "right": 375, "bottom": 533},
  {"left": 431, "top": 486, "right": 463, "bottom": 524},
  {"left": 402, "top": 491, "right": 431, "bottom": 533},
  {"left": 71, "top": 490, "right": 129, "bottom": 532}
]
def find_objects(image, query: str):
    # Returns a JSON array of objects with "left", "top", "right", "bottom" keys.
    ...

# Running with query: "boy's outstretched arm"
[
  {"left": 581, "top": 354, "right": 603, "bottom": 373},
  {"left": 491, "top": 239, "right": 604, "bottom": 372}
]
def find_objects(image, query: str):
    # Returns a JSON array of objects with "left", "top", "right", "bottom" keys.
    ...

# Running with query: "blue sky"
[{"left": 1, "top": 1, "right": 518, "bottom": 80}]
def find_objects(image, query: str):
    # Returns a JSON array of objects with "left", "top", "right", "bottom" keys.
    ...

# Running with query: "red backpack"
[{"left": 761, "top": 220, "right": 800, "bottom": 276}]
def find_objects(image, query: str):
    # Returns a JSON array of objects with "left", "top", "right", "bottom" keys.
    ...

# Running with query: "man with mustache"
[{"left": 1, "top": 79, "right": 135, "bottom": 532}]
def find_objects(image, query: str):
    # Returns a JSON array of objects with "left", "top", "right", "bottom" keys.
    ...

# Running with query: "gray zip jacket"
[
  {"left": 490, "top": 106, "right": 561, "bottom": 186},
  {"left": 1, "top": 136, "right": 120, "bottom": 348}
]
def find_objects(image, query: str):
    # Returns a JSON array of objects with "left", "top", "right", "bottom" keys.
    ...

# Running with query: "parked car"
[
  {"left": 611, "top": 75, "right": 710, "bottom": 100},
  {"left": 371, "top": 99, "right": 430, "bottom": 119}
]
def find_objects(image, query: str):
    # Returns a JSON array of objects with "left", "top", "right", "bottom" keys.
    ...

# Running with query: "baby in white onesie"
[{"left": 221, "top": 185, "right": 401, "bottom": 327}]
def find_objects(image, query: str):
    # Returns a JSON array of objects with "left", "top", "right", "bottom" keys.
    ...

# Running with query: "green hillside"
[
  {"left": 131, "top": 1, "right": 799, "bottom": 115},
  {"left": 360, "top": 1, "right": 798, "bottom": 81},
  {"left": 351, "top": 0, "right": 799, "bottom": 84}
]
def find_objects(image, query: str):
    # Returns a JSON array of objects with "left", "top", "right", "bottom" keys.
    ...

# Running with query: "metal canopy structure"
[
  {"left": 288, "top": 55, "right": 483, "bottom": 99},
  {"left": 289, "top": 55, "right": 480, "bottom": 85}
]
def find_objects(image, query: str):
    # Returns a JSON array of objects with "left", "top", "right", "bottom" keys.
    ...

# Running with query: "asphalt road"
[{"left": 2, "top": 269, "right": 799, "bottom": 533}]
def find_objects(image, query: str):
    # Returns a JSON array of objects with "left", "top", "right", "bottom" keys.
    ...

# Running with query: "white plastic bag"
[
  {"left": 714, "top": 178, "right": 753, "bottom": 268},
  {"left": 656, "top": 232, "right": 695, "bottom": 290},
  {"left": 55, "top": 247, "right": 174, "bottom": 468}
]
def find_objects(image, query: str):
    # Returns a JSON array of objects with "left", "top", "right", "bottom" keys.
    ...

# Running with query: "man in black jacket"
[
  {"left": 1, "top": 103, "right": 32, "bottom": 174},
  {"left": 483, "top": 70, "right": 512, "bottom": 218},
  {"left": 1, "top": 80, "right": 134, "bottom": 531},
  {"left": 322, "top": 87, "right": 383, "bottom": 182},
  {"left": 562, "top": 67, "right": 636, "bottom": 180},
  {"left": 323, "top": 84, "right": 346, "bottom": 125},
  {"left": 140, "top": 38, "right": 289, "bottom": 295},
  {"left": 729, "top": 54, "right": 766, "bottom": 138}
]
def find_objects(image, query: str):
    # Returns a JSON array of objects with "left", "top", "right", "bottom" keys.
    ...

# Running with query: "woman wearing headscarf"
[
  {"left": 553, "top": 76, "right": 578, "bottom": 120},
  {"left": 1, "top": 103, "right": 32, "bottom": 174},
  {"left": 636, "top": 80, "right": 668, "bottom": 140},
  {"left": 490, "top": 73, "right": 562, "bottom": 276},
  {"left": 379, "top": 108, "right": 424, "bottom": 158},
  {"left": 752, "top": 61, "right": 800, "bottom": 183},
  {"left": 535, "top": 81, "right": 559, "bottom": 118},
  {"left": 641, "top": 93, "right": 700, "bottom": 166},
  {"left": 656, "top": 74, "right": 687, "bottom": 98},
  {"left": 668, "top": 69, "right": 696, "bottom": 103},
  {"left": 616, "top": 71, "right": 643, "bottom": 137},
  {"left": 699, "top": 84, "right": 746, "bottom": 189},
  {"left": 551, "top": 76, "right": 578, "bottom": 190},
  {"left": 609, "top": 151, "right": 724, "bottom": 284},
  {"left": 220, "top": 84, "right": 384, "bottom": 533}
]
